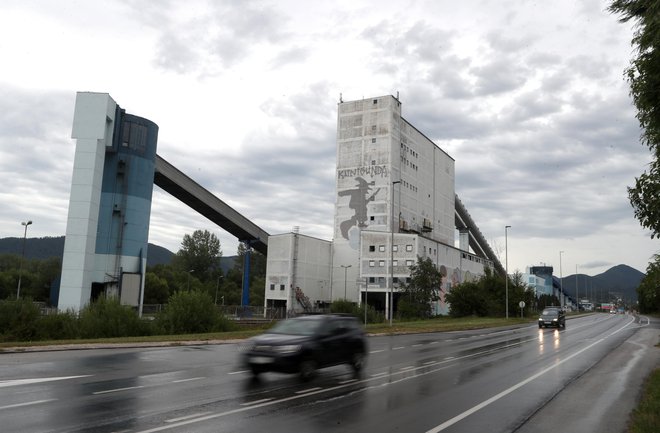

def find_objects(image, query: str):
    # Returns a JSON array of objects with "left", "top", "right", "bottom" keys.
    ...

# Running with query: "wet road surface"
[{"left": 0, "top": 313, "right": 657, "bottom": 432}]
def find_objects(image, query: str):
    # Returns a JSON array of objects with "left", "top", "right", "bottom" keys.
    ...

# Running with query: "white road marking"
[
  {"left": 172, "top": 377, "right": 204, "bottom": 383},
  {"left": 339, "top": 379, "right": 357, "bottom": 384},
  {"left": 400, "top": 366, "right": 415, "bottom": 371},
  {"left": 0, "top": 375, "right": 91, "bottom": 388},
  {"left": 424, "top": 316, "right": 636, "bottom": 433},
  {"left": 393, "top": 346, "right": 405, "bottom": 350},
  {"left": 227, "top": 370, "right": 249, "bottom": 375},
  {"left": 240, "top": 398, "right": 273, "bottom": 406},
  {"left": 165, "top": 412, "right": 212, "bottom": 423},
  {"left": 371, "top": 372, "right": 387, "bottom": 377},
  {"left": 295, "top": 387, "right": 322, "bottom": 394},
  {"left": 370, "top": 349, "right": 385, "bottom": 354},
  {"left": 93, "top": 385, "right": 145, "bottom": 395},
  {"left": 0, "top": 399, "right": 57, "bottom": 410}
]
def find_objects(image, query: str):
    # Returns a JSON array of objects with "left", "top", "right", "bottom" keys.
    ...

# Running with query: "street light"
[
  {"left": 340, "top": 265, "right": 352, "bottom": 299},
  {"left": 215, "top": 273, "right": 223, "bottom": 305},
  {"left": 559, "top": 251, "right": 564, "bottom": 309},
  {"left": 187, "top": 269, "right": 194, "bottom": 291},
  {"left": 16, "top": 220, "right": 32, "bottom": 299},
  {"left": 390, "top": 180, "right": 401, "bottom": 326},
  {"left": 505, "top": 225, "right": 511, "bottom": 319}
]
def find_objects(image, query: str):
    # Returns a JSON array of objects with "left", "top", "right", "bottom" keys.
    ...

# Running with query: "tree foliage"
[
  {"left": 445, "top": 268, "right": 535, "bottom": 318},
  {"left": 398, "top": 257, "right": 442, "bottom": 319},
  {"left": 172, "top": 230, "right": 222, "bottom": 281},
  {"left": 609, "top": 0, "right": 660, "bottom": 237},
  {"left": 637, "top": 254, "right": 660, "bottom": 313}
]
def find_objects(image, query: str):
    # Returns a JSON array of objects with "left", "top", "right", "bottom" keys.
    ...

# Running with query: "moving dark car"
[
  {"left": 538, "top": 307, "right": 566, "bottom": 329},
  {"left": 241, "top": 314, "right": 367, "bottom": 381}
]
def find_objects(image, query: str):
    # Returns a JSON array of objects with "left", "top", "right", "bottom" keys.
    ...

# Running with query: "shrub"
[
  {"left": 78, "top": 296, "right": 148, "bottom": 338},
  {"left": 0, "top": 298, "right": 40, "bottom": 342},
  {"left": 330, "top": 299, "right": 384, "bottom": 324},
  {"left": 35, "top": 310, "right": 80, "bottom": 340},
  {"left": 155, "top": 290, "right": 235, "bottom": 335}
]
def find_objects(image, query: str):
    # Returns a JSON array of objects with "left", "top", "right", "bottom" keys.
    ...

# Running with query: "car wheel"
[
  {"left": 351, "top": 352, "right": 365, "bottom": 373},
  {"left": 299, "top": 359, "right": 317, "bottom": 382},
  {"left": 538, "top": 325, "right": 543, "bottom": 329}
]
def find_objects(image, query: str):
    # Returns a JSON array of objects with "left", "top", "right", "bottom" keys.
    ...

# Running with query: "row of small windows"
[
  {"left": 401, "top": 156, "right": 419, "bottom": 172},
  {"left": 400, "top": 178, "right": 418, "bottom": 192},
  {"left": 401, "top": 142, "right": 418, "bottom": 158},
  {"left": 369, "top": 259, "right": 415, "bottom": 267},
  {"left": 368, "top": 277, "right": 412, "bottom": 284},
  {"left": 269, "top": 284, "right": 286, "bottom": 290},
  {"left": 368, "top": 244, "right": 414, "bottom": 252}
]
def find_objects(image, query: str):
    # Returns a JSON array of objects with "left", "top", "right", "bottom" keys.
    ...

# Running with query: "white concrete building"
[{"left": 265, "top": 95, "right": 493, "bottom": 317}]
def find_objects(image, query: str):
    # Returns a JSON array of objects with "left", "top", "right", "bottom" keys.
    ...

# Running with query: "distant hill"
[
  {"left": 0, "top": 236, "right": 239, "bottom": 270},
  {"left": 557, "top": 264, "right": 644, "bottom": 302}
]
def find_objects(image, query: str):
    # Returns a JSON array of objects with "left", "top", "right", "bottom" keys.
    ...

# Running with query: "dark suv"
[
  {"left": 538, "top": 307, "right": 566, "bottom": 329},
  {"left": 241, "top": 314, "right": 367, "bottom": 381}
]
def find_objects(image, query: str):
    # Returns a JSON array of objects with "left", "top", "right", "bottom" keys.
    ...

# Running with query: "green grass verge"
[
  {"left": 0, "top": 316, "right": 531, "bottom": 351},
  {"left": 628, "top": 368, "right": 660, "bottom": 433}
]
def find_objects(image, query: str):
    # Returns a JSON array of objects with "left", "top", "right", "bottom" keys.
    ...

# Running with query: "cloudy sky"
[{"left": 0, "top": 0, "right": 656, "bottom": 277}]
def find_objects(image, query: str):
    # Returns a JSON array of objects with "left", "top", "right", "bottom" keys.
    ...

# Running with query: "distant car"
[
  {"left": 538, "top": 307, "right": 566, "bottom": 329},
  {"left": 241, "top": 314, "right": 368, "bottom": 381}
]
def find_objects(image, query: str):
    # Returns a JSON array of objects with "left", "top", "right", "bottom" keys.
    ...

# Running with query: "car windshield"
[
  {"left": 542, "top": 309, "right": 558, "bottom": 315},
  {"left": 267, "top": 318, "right": 322, "bottom": 336}
]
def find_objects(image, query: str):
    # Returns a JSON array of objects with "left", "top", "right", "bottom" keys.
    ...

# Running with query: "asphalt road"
[{"left": 0, "top": 313, "right": 657, "bottom": 433}]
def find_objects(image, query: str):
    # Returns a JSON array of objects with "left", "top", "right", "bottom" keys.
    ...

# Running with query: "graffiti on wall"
[{"left": 338, "top": 176, "right": 381, "bottom": 240}]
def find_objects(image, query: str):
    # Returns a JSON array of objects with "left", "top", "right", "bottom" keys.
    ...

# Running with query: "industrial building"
[
  {"left": 264, "top": 95, "right": 496, "bottom": 317},
  {"left": 59, "top": 93, "right": 159, "bottom": 312}
]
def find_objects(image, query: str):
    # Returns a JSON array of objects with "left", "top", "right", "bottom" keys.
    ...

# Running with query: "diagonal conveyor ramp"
[{"left": 154, "top": 155, "right": 269, "bottom": 255}]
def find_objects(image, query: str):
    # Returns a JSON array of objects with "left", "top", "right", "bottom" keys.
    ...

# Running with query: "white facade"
[
  {"left": 264, "top": 95, "right": 493, "bottom": 316},
  {"left": 265, "top": 232, "right": 332, "bottom": 314},
  {"left": 60, "top": 93, "right": 118, "bottom": 311}
]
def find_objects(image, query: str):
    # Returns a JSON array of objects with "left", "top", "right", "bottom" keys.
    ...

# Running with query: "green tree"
[
  {"left": 637, "top": 255, "right": 660, "bottom": 313},
  {"left": 144, "top": 272, "right": 170, "bottom": 304},
  {"left": 172, "top": 230, "right": 222, "bottom": 282},
  {"left": 398, "top": 257, "right": 442, "bottom": 319},
  {"left": 609, "top": 1, "right": 660, "bottom": 237}
]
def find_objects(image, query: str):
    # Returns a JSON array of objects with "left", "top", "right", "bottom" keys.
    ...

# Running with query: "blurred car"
[
  {"left": 538, "top": 307, "right": 566, "bottom": 329},
  {"left": 241, "top": 314, "right": 367, "bottom": 381}
]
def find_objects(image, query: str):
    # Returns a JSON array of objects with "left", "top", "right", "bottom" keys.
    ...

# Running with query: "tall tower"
[{"left": 59, "top": 92, "right": 158, "bottom": 312}]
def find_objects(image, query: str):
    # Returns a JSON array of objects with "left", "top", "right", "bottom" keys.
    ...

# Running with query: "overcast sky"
[{"left": 0, "top": 0, "right": 656, "bottom": 277}]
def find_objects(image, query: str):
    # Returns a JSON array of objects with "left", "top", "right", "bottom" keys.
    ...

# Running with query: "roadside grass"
[
  {"left": 0, "top": 316, "right": 531, "bottom": 351},
  {"left": 628, "top": 368, "right": 660, "bottom": 433}
]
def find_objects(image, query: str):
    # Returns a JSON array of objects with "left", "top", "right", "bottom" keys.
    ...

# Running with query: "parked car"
[
  {"left": 538, "top": 307, "right": 566, "bottom": 329},
  {"left": 241, "top": 314, "right": 368, "bottom": 381}
]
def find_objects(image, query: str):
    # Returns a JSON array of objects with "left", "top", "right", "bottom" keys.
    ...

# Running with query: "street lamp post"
[
  {"left": 16, "top": 220, "right": 32, "bottom": 299},
  {"left": 340, "top": 265, "right": 351, "bottom": 299},
  {"left": 505, "top": 225, "right": 511, "bottom": 319},
  {"left": 390, "top": 180, "right": 401, "bottom": 326},
  {"left": 559, "top": 251, "right": 564, "bottom": 309},
  {"left": 215, "top": 274, "right": 223, "bottom": 304}
]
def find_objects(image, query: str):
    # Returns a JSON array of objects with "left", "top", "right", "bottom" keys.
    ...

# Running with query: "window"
[
  {"left": 372, "top": 138, "right": 376, "bottom": 143},
  {"left": 369, "top": 277, "right": 375, "bottom": 283},
  {"left": 378, "top": 277, "right": 385, "bottom": 283},
  {"left": 379, "top": 245, "right": 385, "bottom": 252},
  {"left": 270, "top": 284, "right": 275, "bottom": 290},
  {"left": 371, "top": 125, "right": 377, "bottom": 131},
  {"left": 406, "top": 260, "right": 414, "bottom": 266},
  {"left": 369, "top": 260, "right": 375, "bottom": 267},
  {"left": 373, "top": 99, "right": 378, "bottom": 104},
  {"left": 393, "top": 277, "right": 399, "bottom": 283},
  {"left": 393, "top": 260, "right": 398, "bottom": 266},
  {"left": 369, "top": 245, "right": 375, "bottom": 252},
  {"left": 406, "top": 245, "right": 413, "bottom": 252},
  {"left": 280, "top": 284, "right": 285, "bottom": 290},
  {"left": 379, "top": 260, "right": 385, "bottom": 267},
  {"left": 393, "top": 245, "right": 398, "bottom": 252}
]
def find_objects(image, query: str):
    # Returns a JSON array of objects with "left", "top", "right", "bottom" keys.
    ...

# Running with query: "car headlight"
[
  {"left": 552, "top": 318, "right": 558, "bottom": 321},
  {"left": 274, "top": 345, "right": 302, "bottom": 354}
]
